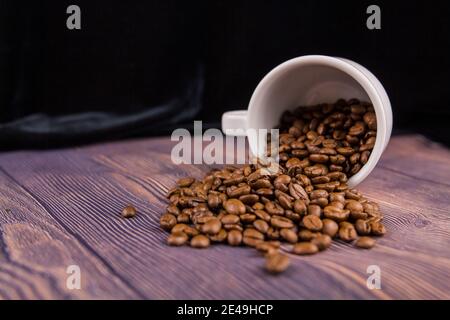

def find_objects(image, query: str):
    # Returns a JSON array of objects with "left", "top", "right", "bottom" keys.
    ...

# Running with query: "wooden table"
[{"left": 1, "top": 134, "right": 449, "bottom": 299}]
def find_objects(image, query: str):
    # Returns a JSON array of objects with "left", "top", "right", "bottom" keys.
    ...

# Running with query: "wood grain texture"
[{"left": 0, "top": 134, "right": 449, "bottom": 299}]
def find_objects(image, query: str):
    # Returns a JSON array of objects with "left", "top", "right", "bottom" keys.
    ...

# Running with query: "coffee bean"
[
  {"left": 293, "top": 199, "right": 307, "bottom": 214},
  {"left": 209, "top": 229, "right": 227, "bottom": 242},
  {"left": 243, "top": 236, "right": 264, "bottom": 247},
  {"left": 240, "top": 213, "right": 256, "bottom": 223},
  {"left": 160, "top": 213, "right": 177, "bottom": 231},
  {"left": 191, "top": 235, "right": 210, "bottom": 248},
  {"left": 292, "top": 242, "right": 319, "bottom": 255},
  {"left": 355, "top": 236, "right": 376, "bottom": 249},
  {"left": 253, "top": 219, "right": 270, "bottom": 234},
  {"left": 323, "top": 206, "right": 350, "bottom": 222},
  {"left": 256, "top": 241, "right": 280, "bottom": 255},
  {"left": 311, "top": 234, "right": 332, "bottom": 251},
  {"left": 202, "top": 218, "right": 222, "bottom": 235},
  {"left": 267, "top": 227, "right": 280, "bottom": 240},
  {"left": 355, "top": 219, "right": 371, "bottom": 235},
  {"left": 167, "top": 205, "right": 180, "bottom": 216},
  {"left": 265, "top": 201, "right": 285, "bottom": 215},
  {"left": 254, "top": 209, "right": 271, "bottom": 222},
  {"left": 302, "top": 215, "right": 323, "bottom": 231},
  {"left": 322, "top": 219, "right": 339, "bottom": 237},
  {"left": 177, "top": 177, "right": 195, "bottom": 187},
  {"left": 227, "top": 230, "right": 243, "bottom": 246},
  {"left": 280, "top": 228, "right": 298, "bottom": 243},
  {"left": 271, "top": 215, "right": 294, "bottom": 229},
  {"left": 121, "top": 205, "right": 136, "bottom": 218},
  {"left": 227, "top": 184, "right": 251, "bottom": 198},
  {"left": 221, "top": 214, "right": 240, "bottom": 224},
  {"left": 207, "top": 193, "right": 221, "bottom": 209},
  {"left": 243, "top": 228, "right": 265, "bottom": 240},
  {"left": 167, "top": 232, "right": 189, "bottom": 246},
  {"left": 298, "top": 229, "right": 318, "bottom": 241},
  {"left": 239, "top": 194, "right": 259, "bottom": 205},
  {"left": 177, "top": 213, "right": 190, "bottom": 224},
  {"left": 289, "top": 183, "right": 309, "bottom": 202},
  {"left": 265, "top": 253, "right": 290, "bottom": 274},
  {"left": 370, "top": 222, "right": 387, "bottom": 236},
  {"left": 338, "top": 224, "right": 357, "bottom": 242},
  {"left": 224, "top": 199, "right": 246, "bottom": 215}
]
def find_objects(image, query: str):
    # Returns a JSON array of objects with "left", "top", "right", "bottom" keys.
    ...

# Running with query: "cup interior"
[
  {"left": 246, "top": 55, "right": 389, "bottom": 187},
  {"left": 248, "top": 64, "right": 370, "bottom": 136}
]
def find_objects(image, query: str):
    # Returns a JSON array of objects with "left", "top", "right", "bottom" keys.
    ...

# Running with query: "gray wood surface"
[{"left": 0, "top": 134, "right": 449, "bottom": 299}]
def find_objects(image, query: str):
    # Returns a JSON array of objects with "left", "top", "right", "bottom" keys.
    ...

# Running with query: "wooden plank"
[
  {"left": 0, "top": 169, "right": 140, "bottom": 299},
  {"left": 0, "top": 134, "right": 449, "bottom": 299}
]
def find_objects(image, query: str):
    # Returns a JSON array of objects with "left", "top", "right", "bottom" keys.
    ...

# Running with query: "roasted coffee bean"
[
  {"left": 298, "top": 229, "right": 318, "bottom": 241},
  {"left": 177, "top": 177, "right": 195, "bottom": 188},
  {"left": 307, "top": 204, "right": 322, "bottom": 217},
  {"left": 309, "top": 154, "right": 329, "bottom": 163},
  {"left": 239, "top": 194, "right": 259, "bottom": 205},
  {"left": 323, "top": 206, "right": 350, "bottom": 222},
  {"left": 171, "top": 223, "right": 188, "bottom": 234},
  {"left": 370, "top": 222, "right": 387, "bottom": 236},
  {"left": 289, "top": 183, "right": 309, "bottom": 202},
  {"left": 265, "top": 201, "right": 285, "bottom": 215},
  {"left": 243, "top": 228, "right": 265, "bottom": 241},
  {"left": 177, "top": 213, "right": 191, "bottom": 224},
  {"left": 338, "top": 224, "right": 357, "bottom": 242},
  {"left": 355, "top": 219, "right": 371, "bottom": 235},
  {"left": 167, "top": 205, "right": 180, "bottom": 216},
  {"left": 256, "top": 242, "right": 279, "bottom": 255},
  {"left": 240, "top": 213, "right": 257, "bottom": 223},
  {"left": 302, "top": 215, "right": 323, "bottom": 231},
  {"left": 265, "top": 253, "right": 290, "bottom": 274},
  {"left": 278, "top": 193, "right": 293, "bottom": 210},
  {"left": 279, "top": 228, "right": 297, "bottom": 243},
  {"left": 322, "top": 219, "right": 339, "bottom": 237},
  {"left": 243, "top": 236, "right": 264, "bottom": 247},
  {"left": 209, "top": 229, "right": 228, "bottom": 242},
  {"left": 311, "top": 234, "right": 332, "bottom": 251},
  {"left": 266, "top": 227, "right": 280, "bottom": 240},
  {"left": 355, "top": 236, "right": 376, "bottom": 249},
  {"left": 183, "top": 226, "right": 200, "bottom": 237},
  {"left": 191, "top": 235, "right": 210, "bottom": 248},
  {"left": 293, "top": 199, "right": 307, "bottom": 215},
  {"left": 121, "top": 205, "right": 137, "bottom": 218},
  {"left": 254, "top": 209, "right": 271, "bottom": 222},
  {"left": 253, "top": 219, "right": 270, "bottom": 234},
  {"left": 202, "top": 218, "right": 222, "bottom": 235},
  {"left": 310, "top": 197, "right": 329, "bottom": 207},
  {"left": 224, "top": 199, "right": 246, "bottom": 215},
  {"left": 160, "top": 213, "right": 177, "bottom": 231},
  {"left": 292, "top": 242, "right": 319, "bottom": 255},
  {"left": 167, "top": 232, "right": 189, "bottom": 246},
  {"left": 221, "top": 214, "right": 240, "bottom": 225},
  {"left": 227, "top": 230, "right": 243, "bottom": 246},
  {"left": 271, "top": 215, "right": 294, "bottom": 229},
  {"left": 207, "top": 193, "right": 221, "bottom": 209}
]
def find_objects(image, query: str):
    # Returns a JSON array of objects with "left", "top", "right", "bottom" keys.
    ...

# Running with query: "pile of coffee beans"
[{"left": 160, "top": 99, "right": 385, "bottom": 274}]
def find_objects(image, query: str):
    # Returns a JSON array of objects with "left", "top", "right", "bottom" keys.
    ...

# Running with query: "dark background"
[{"left": 1, "top": 0, "right": 450, "bottom": 149}]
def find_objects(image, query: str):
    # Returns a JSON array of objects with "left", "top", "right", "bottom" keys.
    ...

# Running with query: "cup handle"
[{"left": 221, "top": 110, "right": 248, "bottom": 136}]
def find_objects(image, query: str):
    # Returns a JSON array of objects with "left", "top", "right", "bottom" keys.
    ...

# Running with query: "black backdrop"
[{"left": 1, "top": 0, "right": 450, "bottom": 149}]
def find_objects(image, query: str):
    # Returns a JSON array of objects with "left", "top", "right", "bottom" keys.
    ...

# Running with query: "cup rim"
[{"left": 247, "top": 55, "right": 390, "bottom": 187}]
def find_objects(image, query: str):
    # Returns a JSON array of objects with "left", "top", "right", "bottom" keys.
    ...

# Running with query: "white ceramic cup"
[{"left": 221, "top": 55, "right": 392, "bottom": 187}]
